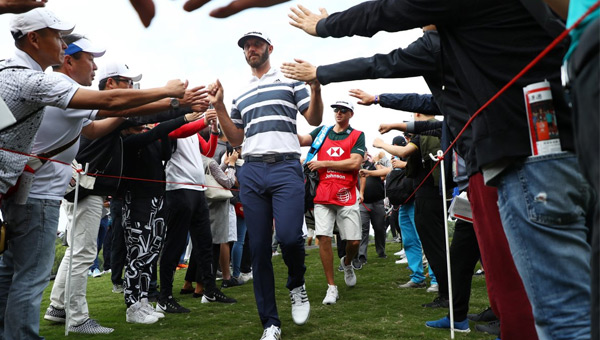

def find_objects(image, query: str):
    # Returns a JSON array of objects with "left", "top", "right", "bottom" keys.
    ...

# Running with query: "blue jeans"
[
  {"left": 0, "top": 197, "right": 60, "bottom": 340},
  {"left": 231, "top": 216, "right": 247, "bottom": 278},
  {"left": 399, "top": 202, "right": 425, "bottom": 283},
  {"left": 90, "top": 216, "right": 109, "bottom": 271},
  {"left": 496, "top": 152, "right": 593, "bottom": 340}
]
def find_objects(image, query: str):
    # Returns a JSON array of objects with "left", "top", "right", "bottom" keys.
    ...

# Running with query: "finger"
[
  {"left": 190, "top": 85, "right": 206, "bottom": 92},
  {"left": 183, "top": 0, "right": 211, "bottom": 12},
  {"left": 319, "top": 7, "right": 328, "bottom": 16},
  {"left": 130, "top": 0, "right": 155, "bottom": 27},
  {"left": 297, "top": 4, "right": 311, "bottom": 15},
  {"left": 293, "top": 58, "right": 305, "bottom": 64}
]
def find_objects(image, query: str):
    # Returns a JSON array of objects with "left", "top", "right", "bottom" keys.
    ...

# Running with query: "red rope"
[{"left": 401, "top": 1, "right": 600, "bottom": 205}]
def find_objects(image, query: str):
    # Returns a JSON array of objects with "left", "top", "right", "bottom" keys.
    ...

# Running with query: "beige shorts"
[{"left": 314, "top": 201, "right": 361, "bottom": 240}]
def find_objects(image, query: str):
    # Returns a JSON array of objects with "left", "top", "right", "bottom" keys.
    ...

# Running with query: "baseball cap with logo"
[
  {"left": 392, "top": 135, "right": 407, "bottom": 147},
  {"left": 237, "top": 31, "right": 272, "bottom": 48},
  {"left": 10, "top": 8, "right": 75, "bottom": 40},
  {"left": 98, "top": 61, "right": 142, "bottom": 82},
  {"left": 330, "top": 100, "right": 354, "bottom": 112},
  {"left": 65, "top": 38, "right": 106, "bottom": 57}
]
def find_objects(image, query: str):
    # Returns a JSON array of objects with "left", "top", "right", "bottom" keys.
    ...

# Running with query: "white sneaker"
[
  {"left": 322, "top": 285, "right": 338, "bottom": 305},
  {"left": 426, "top": 284, "right": 439, "bottom": 293},
  {"left": 91, "top": 268, "right": 103, "bottom": 278},
  {"left": 394, "top": 249, "right": 406, "bottom": 257},
  {"left": 341, "top": 256, "right": 356, "bottom": 287},
  {"left": 260, "top": 325, "right": 282, "bottom": 340},
  {"left": 126, "top": 302, "right": 159, "bottom": 324},
  {"left": 240, "top": 271, "right": 253, "bottom": 283},
  {"left": 395, "top": 258, "right": 408, "bottom": 264},
  {"left": 289, "top": 284, "right": 310, "bottom": 325},
  {"left": 140, "top": 298, "right": 165, "bottom": 319}
]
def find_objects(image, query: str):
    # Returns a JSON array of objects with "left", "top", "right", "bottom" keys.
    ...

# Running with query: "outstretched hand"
[
  {"left": 0, "top": 0, "right": 46, "bottom": 14},
  {"left": 289, "top": 4, "right": 328, "bottom": 36},
  {"left": 281, "top": 59, "right": 318, "bottom": 83},
  {"left": 349, "top": 89, "right": 376, "bottom": 106}
]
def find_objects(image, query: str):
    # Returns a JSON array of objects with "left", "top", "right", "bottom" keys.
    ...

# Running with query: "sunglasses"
[
  {"left": 333, "top": 108, "right": 351, "bottom": 113},
  {"left": 113, "top": 77, "right": 134, "bottom": 86}
]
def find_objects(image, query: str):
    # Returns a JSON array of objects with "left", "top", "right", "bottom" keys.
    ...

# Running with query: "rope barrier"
[{"left": 401, "top": 1, "right": 600, "bottom": 205}]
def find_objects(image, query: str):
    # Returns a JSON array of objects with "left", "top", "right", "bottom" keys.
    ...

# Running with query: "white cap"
[
  {"left": 98, "top": 61, "right": 142, "bottom": 82},
  {"left": 65, "top": 38, "right": 105, "bottom": 57},
  {"left": 237, "top": 31, "right": 272, "bottom": 48},
  {"left": 331, "top": 100, "right": 354, "bottom": 111},
  {"left": 10, "top": 8, "right": 74, "bottom": 40}
]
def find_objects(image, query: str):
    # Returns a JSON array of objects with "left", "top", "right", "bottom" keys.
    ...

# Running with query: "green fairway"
[{"left": 41, "top": 242, "right": 496, "bottom": 340}]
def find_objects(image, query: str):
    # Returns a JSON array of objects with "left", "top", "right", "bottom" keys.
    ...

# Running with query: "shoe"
[
  {"left": 359, "top": 257, "right": 367, "bottom": 265},
  {"left": 88, "top": 269, "right": 93, "bottom": 276},
  {"left": 44, "top": 305, "right": 66, "bottom": 323},
  {"left": 289, "top": 284, "right": 310, "bottom": 325},
  {"left": 394, "top": 249, "right": 406, "bottom": 257},
  {"left": 68, "top": 318, "right": 114, "bottom": 334},
  {"left": 216, "top": 269, "right": 223, "bottom": 279},
  {"left": 475, "top": 320, "right": 501, "bottom": 335},
  {"left": 177, "top": 263, "right": 189, "bottom": 269},
  {"left": 140, "top": 298, "right": 165, "bottom": 319},
  {"left": 112, "top": 283, "right": 124, "bottom": 294},
  {"left": 103, "top": 269, "right": 112, "bottom": 274},
  {"left": 126, "top": 302, "right": 159, "bottom": 324},
  {"left": 272, "top": 250, "right": 280, "bottom": 257},
  {"left": 395, "top": 258, "right": 409, "bottom": 264},
  {"left": 156, "top": 296, "right": 190, "bottom": 313},
  {"left": 474, "top": 268, "right": 485, "bottom": 276},
  {"left": 351, "top": 257, "right": 363, "bottom": 270},
  {"left": 426, "top": 284, "right": 439, "bottom": 293},
  {"left": 260, "top": 325, "right": 282, "bottom": 340},
  {"left": 377, "top": 254, "right": 388, "bottom": 259},
  {"left": 422, "top": 297, "right": 450, "bottom": 308},
  {"left": 425, "top": 316, "right": 470, "bottom": 333},
  {"left": 340, "top": 256, "right": 356, "bottom": 287},
  {"left": 91, "top": 268, "right": 103, "bottom": 278},
  {"left": 337, "top": 264, "right": 344, "bottom": 272},
  {"left": 322, "top": 285, "right": 338, "bottom": 305},
  {"left": 221, "top": 277, "right": 244, "bottom": 288},
  {"left": 180, "top": 287, "right": 195, "bottom": 295},
  {"left": 398, "top": 280, "right": 426, "bottom": 288},
  {"left": 240, "top": 271, "right": 253, "bottom": 282},
  {"left": 202, "top": 288, "right": 237, "bottom": 303},
  {"left": 467, "top": 307, "right": 498, "bottom": 322},
  {"left": 422, "top": 255, "right": 428, "bottom": 267}
]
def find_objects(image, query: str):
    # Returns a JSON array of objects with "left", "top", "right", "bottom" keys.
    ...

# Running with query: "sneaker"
[
  {"left": 140, "top": 298, "right": 165, "bottom": 319},
  {"left": 87, "top": 269, "right": 93, "bottom": 276},
  {"left": 426, "top": 284, "right": 439, "bottom": 293},
  {"left": 126, "top": 302, "right": 159, "bottom": 324},
  {"left": 201, "top": 288, "right": 237, "bottom": 303},
  {"left": 272, "top": 250, "right": 280, "bottom": 257},
  {"left": 422, "top": 255, "right": 429, "bottom": 267},
  {"left": 91, "top": 268, "right": 103, "bottom": 278},
  {"left": 351, "top": 257, "right": 363, "bottom": 270},
  {"left": 221, "top": 277, "right": 244, "bottom": 288},
  {"left": 322, "top": 285, "right": 338, "bottom": 305},
  {"left": 358, "top": 257, "right": 367, "bottom": 265},
  {"left": 474, "top": 268, "right": 485, "bottom": 276},
  {"left": 377, "top": 254, "right": 388, "bottom": 259},
  {"left": 156, "top": 296, "right": 190, "bottom": 313},
  {"left": 340, "top": 256, "right": 356, "bottom": 287},
  {"left": 425, "top": 316, "right": 470, "bottom": 333},
  {"left": 216, "top": 269, "right": 223, "bottom": 279},
  {"left": 337, "top": 264, "right": 344, "bottom": 272},
  {"left": 422, "top": 297, "right": 450, "bottom": 308},
  {"left": 240, "top": 271, "right": 253, "bottom": 282},
  {"left": 395, "top": 258, "right": 409, "bottom": 264},
  {"left": 68, "top": 318, "right": 114, "bottom": 334},
  {"left": 467, "top": 307, "right": 497, "bottom": 322},
  {"left": 44, "top": 305, "right": 66, "bottom": 323},
  {"left": 260, "top": 325, "right": 282, "bottom": 340},
  {"left": 394, "top": 249, "right": 406, "bottom": 257},
  {"left": 398, "top": 280, "right": 426, "bottom": 288},
  {"left": 112, "top": 283, "right": 124, "bottom": 294},
  {"left": 475, "top": 320, "right": 501, "bottom": 335},
  {"left": 289, "top": 284, "right": 310, "bottom": 325},
  {"left": 103, "top": 269, "right": 112, "bottom": 274}
]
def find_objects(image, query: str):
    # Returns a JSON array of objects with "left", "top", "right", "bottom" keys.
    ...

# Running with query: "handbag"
[
  {"left": 203, "top": 160, "right": 233, "bottom": 201},
  {"left": 303, "top": 125, "right": 333, "bottom": 212}
]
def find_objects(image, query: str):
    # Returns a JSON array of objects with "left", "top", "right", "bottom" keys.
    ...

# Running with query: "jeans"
[
  {"left": 398, "top": 202, "right": 425, "bottom": 283},
  {"left": 232, "top": 216, "right": 247, "bottom": 278},
  {"left": 359, "top": 200, "right": 387, "bottom": 259},
  {"left": 0, "top": 197, "right": 60, "bottom": 340},
  {"left": 497, "top": 152, "right": 593, "bottom": 340}
]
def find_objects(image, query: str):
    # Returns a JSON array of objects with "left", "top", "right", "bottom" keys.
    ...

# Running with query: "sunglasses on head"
[{"left": 333, "top": 107, "right": 351, "bottom": 113}]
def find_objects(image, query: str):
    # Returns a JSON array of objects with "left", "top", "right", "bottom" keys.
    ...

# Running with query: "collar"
[
  {"left": 11, "top": 49, "right": 44, "bottom": 71},
  {"left": 248, "top": 67, "right": 277, "bottom": 83}
]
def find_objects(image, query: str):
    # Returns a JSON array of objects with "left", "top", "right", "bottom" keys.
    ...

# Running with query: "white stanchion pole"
[
  {"left": 430, "top": 150, "right": 454, "bottom": 339},
  {"left": 64, "top": 163, "right": 88, "bottom": 336}
]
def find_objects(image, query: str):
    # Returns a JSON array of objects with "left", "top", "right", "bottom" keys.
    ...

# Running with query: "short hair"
[
  {"left": 62, "top": 33, "right": 85, "bottom": 60},
  {"left": 98, "top": 77, "right": 108, "bottom": 90}
]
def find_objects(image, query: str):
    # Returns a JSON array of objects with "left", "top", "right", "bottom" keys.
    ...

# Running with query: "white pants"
[{"left": 49, "top": 195, "right": 103, "bottom": 326}]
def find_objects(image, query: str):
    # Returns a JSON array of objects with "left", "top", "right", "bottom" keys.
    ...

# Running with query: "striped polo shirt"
[{"left": 231, "top": 67, "right": 310, "bottom": 156}]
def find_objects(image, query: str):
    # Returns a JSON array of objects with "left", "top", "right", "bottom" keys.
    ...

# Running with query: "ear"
[
  {"left": 64, "top": 55, "right": 73, "bottom": 67},
  {"left": 27, "top": 31, "right": 40, "bottom": 49},
  {"left": 268, "top": 44, "right": 274, "bottom": 55}
]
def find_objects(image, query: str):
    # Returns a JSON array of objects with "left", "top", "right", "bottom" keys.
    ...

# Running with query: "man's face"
[
  {"left": 35, "top": 28, "right": 67, "bottom": 67},
  {"left": 243, "top": 38, "right": 270, "bottom": 68},
  {"left": 69, "top": 52, "right": 97, "bottom": 86},
  {"left": 333, "top": 106, "right": 353, "bottom": 124},
  {"left": 112, "top": 76, "right": 134, "bottom": 89}
]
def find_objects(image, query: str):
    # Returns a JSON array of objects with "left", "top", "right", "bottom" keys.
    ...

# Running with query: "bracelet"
[
  {"left": 227, "top": 165, "right": 235, "bottom": 169},
  {"left": 374, "top": 95, "right": 379, "bottom": 105},
  {"left": 211, "top": 130, "right": 220, "bottom": 135},
  {"left": 183, "top": 115, "right": 188, "bottom": 123}
]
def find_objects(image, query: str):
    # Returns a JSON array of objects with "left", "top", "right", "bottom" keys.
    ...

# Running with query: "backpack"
[
  {"left": 303, "top": 126, "right": 333, "bottom": 212},
  {"left": 385, "top": 169, "right": 414, "bottom": 205}
]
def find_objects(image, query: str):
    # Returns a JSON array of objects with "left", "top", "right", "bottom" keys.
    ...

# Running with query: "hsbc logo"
[{"left": 327, "top": 147, "right": 345, "bottom": 157}]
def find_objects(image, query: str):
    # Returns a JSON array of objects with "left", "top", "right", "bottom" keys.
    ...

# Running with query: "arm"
[
  {"left": 301, "top": 78, "right": 323, "bottom": 126},
  {"left": 208, "top": 160, "right": 236, "bottom": 189},
  {"left": 199, "top": 119, "right": 219, "bottom": 157},
  {"left": 543, "top": 0, "right": 568, "bottom": 20},
  {"left": 81, "top": 117, "right": 126, "bottom": 139},
  {"left": 307, "top": 153, "right": 363, "bottom": 172},
  {"left": 373, "top": 137, "right": 418, "bottom": 159},
  {"left": 297, "top": 134, "right": 314, "bottom": 147},
  {"left": 0, "top": 0, "right": 46, "bottom": 13},
  {"left": 68, "top": 79, "right": 186, "bottom": 110},
  {"left": 168, "top": 110, "right": 214, "bottom": 139},
  {"left": 123, "top": 116, "right": 188, "bottom": 149},
  {"left": 208, "top": 79, "right": 245, "bottom": 146},
  {"left": 359, "top": 167, "right": 392, "bottom": 178}
]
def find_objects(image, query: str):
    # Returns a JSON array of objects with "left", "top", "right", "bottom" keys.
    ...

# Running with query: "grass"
[{"left": 40, "top": 241, "right": 494, "bottom": 340}]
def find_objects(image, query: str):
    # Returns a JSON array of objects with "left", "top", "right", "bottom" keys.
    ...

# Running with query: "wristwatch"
[{"left": 170, "top": 98, "right": 180, "bottom": 110}]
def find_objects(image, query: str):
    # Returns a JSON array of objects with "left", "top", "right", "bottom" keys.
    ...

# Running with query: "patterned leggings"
[{"left": 122, "top": 193, "right": 166, "bottom": 306}]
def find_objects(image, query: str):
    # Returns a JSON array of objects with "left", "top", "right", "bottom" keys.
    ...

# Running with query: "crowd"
[{"left": 0, "top": 1, "right": 598, "bottom": 340}]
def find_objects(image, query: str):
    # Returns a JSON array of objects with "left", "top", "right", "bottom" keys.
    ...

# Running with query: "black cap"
[{"left": 392, "top": 135, "right": 407, "bottom": 146}]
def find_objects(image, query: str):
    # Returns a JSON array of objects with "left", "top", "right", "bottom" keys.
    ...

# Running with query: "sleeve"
[
  {"left": 123, "top": 116, "right": 186, "bottom": 148},
  {"left": 209, "top": 160, "right": 236, "bottom": 188},
  {"left": 379, "top": 93, "right": 441, "bottom": 115},
  {"left": 293, "top": 81, "right": 311, "bottom": 114},
  {"left": 316, "top": 0, "right": 453, "bottom": 39},
  {"left": 316, "top": 33, "right": 440, "bottom": 85},
  {"left": 169, "top": 118, "right": 208, "bottom": 139},
  {"left": 230, "top": 100, "right": 244, "bottom": 129},
  {"left": 308, "top": 126, "right": 325, "bottom": 141},
  {"left": 28, "top": 73, "right": 78, "bottom": 110},
  {"left": 198, "top": 132, "right": 218, "bottom": 157},
  {"left": 408, "top": 120, "right": 443, "bottom": 137},
  {"left": 351, "top": 131, "right": 366, "bottom": 156},
  {"left": 130, "top": 107, "right": 191, "bottom": 125}
]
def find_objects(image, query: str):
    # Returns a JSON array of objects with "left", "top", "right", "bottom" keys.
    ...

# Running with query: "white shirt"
[
  {"left": 165, "top": 135, "right": 206, "bottom": 192},
  {"left": 29, "top": 73, "right": 97, "bottom": 200}
]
